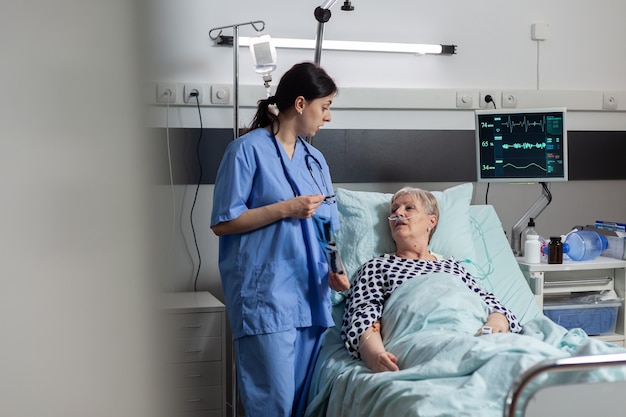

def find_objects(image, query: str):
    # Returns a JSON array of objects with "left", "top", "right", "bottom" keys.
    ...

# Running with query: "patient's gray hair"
[{"left": 391, "top": 187, "right": 439, "bottom": 241}]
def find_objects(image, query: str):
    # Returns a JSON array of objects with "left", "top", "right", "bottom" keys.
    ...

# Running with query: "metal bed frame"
[{"left": 504, "top": 352, "right": 626, "bottom": 417}]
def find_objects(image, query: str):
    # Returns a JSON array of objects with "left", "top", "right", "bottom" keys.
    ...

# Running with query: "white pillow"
[{"left": 334, "top": 183, "right": 477, "bottom": 288}]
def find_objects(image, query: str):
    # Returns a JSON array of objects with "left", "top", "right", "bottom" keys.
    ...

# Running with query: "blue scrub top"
[{"left": 211, "top": 128, "right": 338, "bottom": 339}]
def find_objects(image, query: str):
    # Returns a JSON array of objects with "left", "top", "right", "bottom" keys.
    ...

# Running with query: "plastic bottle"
[
  {"left": 519, "top": 218, "right": 538, "bottom": 257},
  {"left": 541, "top": 230, "right": 609, "bottom": 262},
  {"left": 524, "top": 234, "right": 542, "bottom": 264},
  {"left": 563, "top": 230, "right": 609, "bottom": 261},
  {"left": 548, "top": 236, "right": 563, "bottom": 264}
]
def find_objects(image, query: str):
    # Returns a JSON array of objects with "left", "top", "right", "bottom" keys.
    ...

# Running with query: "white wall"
[
  {"left": 144, "top": 0, "right": 626, "bottom": 90},
  {"left": 2, "top": 2, "right": 168, "bottom": 417},
  {"left": 144, "top": 0, "right": 626, "bottom": 130},
  {"left": 143, "top": 0, "right": 626, "bottom": 297}
]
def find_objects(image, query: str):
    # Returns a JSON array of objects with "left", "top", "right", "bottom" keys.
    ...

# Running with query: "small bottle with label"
[
  {"left": 524, "top": 234, "right": 542, "bottom": 264},
  {"left": 548, "top": 236, "right": 563, "bottom": 264}
]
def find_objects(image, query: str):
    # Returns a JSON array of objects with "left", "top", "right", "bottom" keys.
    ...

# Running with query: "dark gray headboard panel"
[
  {"left": 152, "top": 128, "right": 626, "bottom": 184},
  {"left": 568, "top": 131, "right": 626, "bottom": 180},
  {"left": 313, "top": 130, "right": 474, "bottom": 182}
]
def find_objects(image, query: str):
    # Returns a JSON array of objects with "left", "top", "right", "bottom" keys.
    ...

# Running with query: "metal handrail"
[
  {"left": 504, "top": 352, "right": 626, "bottom": 417},
  {"left": 543, "top": 277, "right": 613, "bottom": 287}
]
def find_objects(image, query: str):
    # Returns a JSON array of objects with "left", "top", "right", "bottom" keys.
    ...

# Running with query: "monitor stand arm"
[{"left": 510, "top": 182, "right": 552, "bottom": 256}]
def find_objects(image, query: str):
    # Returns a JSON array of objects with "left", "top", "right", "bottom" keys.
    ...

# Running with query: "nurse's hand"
[
  {"left": 287, "top": 194, "right": 325, "bottom": 218},
  {"left": 329, "top": 271, "right": 350, "bottom": 292},
  {"left": 211, "top": 194, "right": 324, "bottom": 236}
]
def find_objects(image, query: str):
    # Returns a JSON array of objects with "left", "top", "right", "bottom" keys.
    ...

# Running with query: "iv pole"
[
  {"left": 209, "top": 20, "right": 265, "bottom": 140},
  {"left": 209, "top": 2, "right": 354, "bottom": 143},
  {"left": 308, "top": 1, "right": 354, "bottom": 144},
  {"left": 313, "top": 1, "right": 354, "bottom": 65},
  {"left": 313, "top": 0, "right": 335, "bottom": 65},
  {"left": 209, "top": 23, "right": 266, "bottom": 417}
]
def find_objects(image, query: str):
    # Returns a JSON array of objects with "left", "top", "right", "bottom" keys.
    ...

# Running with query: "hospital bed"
[{"left": 304, "top": 183, "right": 626, "bottom": 417}]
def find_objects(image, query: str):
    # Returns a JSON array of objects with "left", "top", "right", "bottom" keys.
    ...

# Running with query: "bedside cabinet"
[
  {"left": 518, "top": 257, "right": 626, "bottom": 347},
  {"left": 161, "top": 291, "right": 227, "bottom": 417}
]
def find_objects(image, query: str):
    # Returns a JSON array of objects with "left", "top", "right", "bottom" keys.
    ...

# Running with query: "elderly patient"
[{"left": 340, "top": 186, "right": 523, "bottom": 373}]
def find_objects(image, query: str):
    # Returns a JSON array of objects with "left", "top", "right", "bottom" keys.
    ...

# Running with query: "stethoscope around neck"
[{"left": 269, "top": 122, "right": 335, "bottom": 204}]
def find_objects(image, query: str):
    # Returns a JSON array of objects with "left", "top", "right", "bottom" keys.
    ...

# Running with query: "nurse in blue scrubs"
[{"left": 211, "top": 62, "right": 350, "bottom": 417}]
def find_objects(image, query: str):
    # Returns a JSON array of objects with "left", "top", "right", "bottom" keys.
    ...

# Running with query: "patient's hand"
[
  {"left": 359, "top": 322, "right": 399, "bottom": 372},
  {"left": 366, "top": 351, "right": 399, "bottom": 373},
  {"left": 329, "top": 271, "right": 350, "bottom": 292},
  {"left": 480, "top": 312, "right": 509, "bottom": 334}
]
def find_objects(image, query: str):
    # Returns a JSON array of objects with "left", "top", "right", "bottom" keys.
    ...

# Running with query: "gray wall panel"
[{"left": 151, "top": 129, "right": 626, "bottom": 184}]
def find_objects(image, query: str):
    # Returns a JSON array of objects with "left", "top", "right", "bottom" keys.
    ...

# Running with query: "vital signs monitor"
[{"left": 475, "top": 107, "right": 568, "bottom": 183}]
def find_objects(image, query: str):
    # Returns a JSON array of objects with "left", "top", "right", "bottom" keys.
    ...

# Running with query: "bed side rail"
[{"left": 504, "top": 352, "right": 626, "bottom": 417}]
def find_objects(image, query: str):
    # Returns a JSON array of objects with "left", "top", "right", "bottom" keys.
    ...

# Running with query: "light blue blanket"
[{"left": 305, "top": 273, "right": 625, "bottom": 417}]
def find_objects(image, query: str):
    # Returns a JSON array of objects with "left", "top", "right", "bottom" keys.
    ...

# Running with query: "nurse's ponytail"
[{"left": 244, "top": 96, "right": 278, "bottom": 134}]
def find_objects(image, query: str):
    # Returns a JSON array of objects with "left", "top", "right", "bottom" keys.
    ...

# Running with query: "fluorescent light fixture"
[
  {"left": 320, "top": 0, "right": 339, "bottom": 9},
  {"left": 238, "top": 37, "right": 456, "bottom": 56}
]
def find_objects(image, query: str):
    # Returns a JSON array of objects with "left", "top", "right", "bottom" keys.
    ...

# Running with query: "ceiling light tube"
[
  {"left": 239, "top": 37, "right": 456, "bottom": 56},
  {"left": 319, "top": 0, "right": 339, "bottom": 9}
]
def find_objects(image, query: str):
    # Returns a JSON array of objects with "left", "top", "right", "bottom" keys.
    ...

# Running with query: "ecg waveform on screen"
[
  {"left": 498, "top": 115, "right": 545, "bottom": 133},
  {"left": 500, "top": 142, "right": 547, "bottom": 150}
]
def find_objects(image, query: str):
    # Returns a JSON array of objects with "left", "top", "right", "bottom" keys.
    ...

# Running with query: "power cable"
[{"left": 189, "top": 92, "right": 203, "bottom": 291}]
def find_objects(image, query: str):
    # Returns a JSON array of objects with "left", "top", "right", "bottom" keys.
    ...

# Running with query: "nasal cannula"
[{"left": 387, "top": 214, "right": 419, "bottom": 221}]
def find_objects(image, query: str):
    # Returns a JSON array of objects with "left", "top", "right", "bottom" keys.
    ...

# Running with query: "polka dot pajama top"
[{"left": 341, "top": 253, "right": 522, "bottom": 359}]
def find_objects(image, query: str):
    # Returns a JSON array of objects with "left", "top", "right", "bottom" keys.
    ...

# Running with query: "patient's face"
[{"left": 389, "top": 195, "right": 435, "bottom": 244}]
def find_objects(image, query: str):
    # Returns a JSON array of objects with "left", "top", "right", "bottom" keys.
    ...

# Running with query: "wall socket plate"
[
  {"left": 456, "top": 91, "right": 474, "bottom": 108},
  {"left": 501, "top": 91, "right": 519, "bottom": 108},
  {"left": 183, "top": 84, "right": 203, "bottom": 104},
  {"left": 479, "top": 90, "right": 497, "bottom": 108},
  {"left": 211, "top": 84, "right": 231, "bottom": 105},
  {"left": 156, "top": 83, "right": 177, "bottom": 104},
  {"left": 602, "top": 92, "right": 618, "bottom": 110}
]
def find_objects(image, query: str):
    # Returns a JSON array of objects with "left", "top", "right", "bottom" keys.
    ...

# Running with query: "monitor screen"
[{"left": 475, "top": 108, "right": 568, "bottom": 183}]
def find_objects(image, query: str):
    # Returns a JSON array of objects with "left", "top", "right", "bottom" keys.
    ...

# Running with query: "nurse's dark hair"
[{"left": 246, "top": 62, "right": 338, "bottom": 133}]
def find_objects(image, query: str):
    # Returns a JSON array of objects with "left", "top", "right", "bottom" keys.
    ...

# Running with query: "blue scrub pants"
[{"left": 235, "top": 326, "right": 324, "bottom": 417}]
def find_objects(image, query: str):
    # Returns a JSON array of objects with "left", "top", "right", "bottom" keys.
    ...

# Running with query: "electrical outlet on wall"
[
  {"left": 479, "top": 91, "right": 497, "bottom": 109},
  {"left": 456, "top": 91, "right": 475, "bottom": 108},
  {"left": 602, "top": 92, "right": 618, "bottom": 110},
  {"left": 211, "top": 84, "right": 231, "bottom": 104},
  {"left": 183, "top": 84, "right": 204, "bottom": 104},
  {"left": 157, "top": 83, "right": 177, "bottom": 103},
  {"left": 501, "top": 91, "right": 518, "bottom": 108}
]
